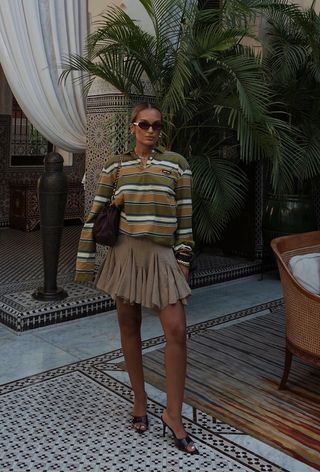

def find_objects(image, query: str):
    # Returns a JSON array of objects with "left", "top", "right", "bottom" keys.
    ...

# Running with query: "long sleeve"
[
  {"left": 75, "top": 159, "right": 118, "bottom": 282},
  {"left": 173, "top": 165, "right": 194, "bottom": 266}
]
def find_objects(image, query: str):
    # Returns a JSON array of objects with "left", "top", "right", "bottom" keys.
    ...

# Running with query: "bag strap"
[{"left": 111, "top": 154, "right": 123, "bottom": 202}]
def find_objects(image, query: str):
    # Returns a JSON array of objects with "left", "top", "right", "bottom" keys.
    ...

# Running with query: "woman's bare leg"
[
  {"left": 159, "top": 301, "right": 196, "bottom": 452},
  {"left": 116, "top": 297, "right": 147, "bottom": 430}
]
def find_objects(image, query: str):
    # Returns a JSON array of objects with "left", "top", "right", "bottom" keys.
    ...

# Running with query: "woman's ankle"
[
  {"left": 163, "top": 408, "right": 181, "bottom": 422},
  {"left": 134, "top": 391, "right": 147, "bottom": 403},
  {"left": 132, "top": 392, "right": 148, "bottom": 415}
]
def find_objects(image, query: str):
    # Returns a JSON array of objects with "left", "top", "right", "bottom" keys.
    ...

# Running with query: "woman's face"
[{"left": 131, "top": 108, "right": 162, "bottom": 149}]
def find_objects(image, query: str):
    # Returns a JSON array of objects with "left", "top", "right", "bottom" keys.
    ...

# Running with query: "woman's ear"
[{"left": 129, "top": 124, "right": 134, "bottom": 135}]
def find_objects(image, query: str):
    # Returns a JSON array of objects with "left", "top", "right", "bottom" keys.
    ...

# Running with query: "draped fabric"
[{"left": 0, "top": 0, "right": 87, "bottom": 152}]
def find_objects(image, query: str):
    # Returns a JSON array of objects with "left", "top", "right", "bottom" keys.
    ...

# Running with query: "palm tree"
[
  {"left": 262, "top": 1, "right": 320, "bottom": 193},
  {"left": 61, "top": 0, "right": 298, "bottom": 246}
]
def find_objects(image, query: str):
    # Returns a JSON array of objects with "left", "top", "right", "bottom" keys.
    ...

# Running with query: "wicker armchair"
[{"left": 271, "top": 230, "right": 320, "bottom": 389}]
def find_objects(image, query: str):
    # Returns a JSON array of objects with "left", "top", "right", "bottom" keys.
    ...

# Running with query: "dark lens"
[
  {"left": 152, "top": 122, "right": 162, "bottom": 131},
  {"left": 138, "top": 122, "right": 150, "bottom": 130}
]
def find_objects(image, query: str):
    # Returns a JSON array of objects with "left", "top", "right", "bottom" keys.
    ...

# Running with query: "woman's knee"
[
  {"left": 117, "top": 300, "right": 141, "bottom": 336},
  {"left": 160, "top": 302, "right": 187, "bottom": 345},
  {"left": 165, "top": 324, "right": 187, "bottom": 346}
]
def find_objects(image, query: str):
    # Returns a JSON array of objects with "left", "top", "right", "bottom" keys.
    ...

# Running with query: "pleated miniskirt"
[{"left": 95, "top": 234, "right": 191, "bottom": 310}]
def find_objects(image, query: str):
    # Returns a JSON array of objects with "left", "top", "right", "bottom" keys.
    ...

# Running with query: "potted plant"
[{"left": 61, "top": 0, "right": 298, "bottom": 249}]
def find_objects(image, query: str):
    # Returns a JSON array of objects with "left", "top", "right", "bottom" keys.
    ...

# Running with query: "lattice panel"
[
  {"left": 0, "top": 128, "right": 85, "bottom": 228},
  {"left": 86, "top": 87, "right": 155, "bottom": 266},
  {"left": 0, "top": 115, "right": 11, "bottom": 226},
  {"left": 311, "top": 179, "right": 320, "bottom": 230},
  {"left": 86, "top": 93, "right": 154, "bottom": 214},
  {"left": 254, "top": 161, "right": 264, "bottom": 259}
]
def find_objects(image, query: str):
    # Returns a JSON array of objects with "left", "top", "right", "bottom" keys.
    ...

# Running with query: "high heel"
[
  {"left": 161, "top": 416, "right": 199, "bottom": 455},
  {"left": 132, "top": 415, "right": 149, "bottom": 434}
]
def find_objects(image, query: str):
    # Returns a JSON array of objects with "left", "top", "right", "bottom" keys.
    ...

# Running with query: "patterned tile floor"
[
  {"left": 0, "top": 270, "right": 317, "bottom": 472},
  {"left": 0, "top": 226, "right": 316, "bottom": 471},
  {"left": 0, "top": 368, "right": 267, "bottom": 472},
  {"left": 0, "top": 299, "right": 284, "bottom": 472}
]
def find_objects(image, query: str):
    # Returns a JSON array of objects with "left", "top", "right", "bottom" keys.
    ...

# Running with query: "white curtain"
[{"left": 0, "top": 0, "right": 87, "bottom": 152}]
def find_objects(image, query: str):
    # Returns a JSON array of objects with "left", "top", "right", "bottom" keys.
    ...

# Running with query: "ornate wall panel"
[
  {"left": 0, "top": 111, "right": 85, "bottom": 227},
  {"left": 254, "top": 161, "right": 264, "bottom": 259},
  {"left": 86, "top": 78, "right": 154, "bottom": 265},
  {"left": 0, "top": 115, "right": 11, "bottom": 227}
]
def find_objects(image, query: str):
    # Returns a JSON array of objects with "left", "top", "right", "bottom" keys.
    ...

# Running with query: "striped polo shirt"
[{"left": 75, "top": 147, "right": 194, "bottom": 282}]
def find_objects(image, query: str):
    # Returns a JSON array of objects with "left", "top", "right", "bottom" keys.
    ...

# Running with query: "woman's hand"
[{"left": 178, "top": 263, "right": 189, "bottom": 281}]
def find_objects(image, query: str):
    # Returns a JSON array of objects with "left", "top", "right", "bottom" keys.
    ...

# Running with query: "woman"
[{"left": 75, "top": 103, "right": 198, "bottom": 455}]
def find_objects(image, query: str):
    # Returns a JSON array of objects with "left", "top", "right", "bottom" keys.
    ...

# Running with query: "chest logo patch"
[{"left": 162, "top": 169, "right": 172, "bottom": 175}]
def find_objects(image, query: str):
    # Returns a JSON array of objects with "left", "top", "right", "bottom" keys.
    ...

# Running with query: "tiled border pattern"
[
  {"left": 0, "top": 283, "right": 115, "bottom": 333},
  {"left": 0, "top": 300, "right": 286, "bottom": 472},
  {"left": 190, "top": 260, "right": 262, "bottom": 288}
]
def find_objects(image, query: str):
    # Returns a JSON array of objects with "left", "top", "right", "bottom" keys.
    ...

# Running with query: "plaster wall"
[
  {"left": 299, "top": 0, "right": 320, "bottom": 11},
  {"left": 88, "top": 0, "right": 153, "bottom": 33},
  {"left": 88, "top": 0, "right": 122, "bottom": 28}
]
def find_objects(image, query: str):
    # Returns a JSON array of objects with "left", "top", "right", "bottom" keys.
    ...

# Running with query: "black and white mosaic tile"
[
  {"left": 190, "top": 254, "right": 262, "bottom": 288},
  {"left": 0, "top": 283, "right": 114, "bottom": 333},
  {"left": 0, "top": 301, "right": 287, "bottom": 472},
  {"left": 0, "top": 371, "right": 249, "bottom": 472}
]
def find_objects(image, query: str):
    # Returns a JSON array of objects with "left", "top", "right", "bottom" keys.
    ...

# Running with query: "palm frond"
[{"left": 191, "top": 151, "right": 248, "bottom": 244}]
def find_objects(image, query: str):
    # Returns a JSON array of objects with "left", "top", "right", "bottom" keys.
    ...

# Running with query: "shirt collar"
[{"left": 123, "top": 145, "right": 165, "bottom": 155}]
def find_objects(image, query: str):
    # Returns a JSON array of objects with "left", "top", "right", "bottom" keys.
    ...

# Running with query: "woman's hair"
[{"left": 130, "top": 102, "right": 161, "bottom": 123}]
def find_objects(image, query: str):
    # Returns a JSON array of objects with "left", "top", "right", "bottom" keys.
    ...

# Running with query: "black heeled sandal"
[
  {"left": 161, "top": 416, "right": 199, "bottom": 455},
  {"left": 132, "top": 415, "right": 149, "bottom": 434}
]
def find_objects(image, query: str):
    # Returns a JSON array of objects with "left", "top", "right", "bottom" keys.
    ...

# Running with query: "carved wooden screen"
[{"left": 10, "top": 97, "right": 52, "bottom": 166}]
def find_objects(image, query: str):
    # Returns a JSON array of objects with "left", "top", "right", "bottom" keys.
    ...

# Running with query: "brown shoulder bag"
[{"left": 93, "top": 156, "right": 122, "bottom": 246}]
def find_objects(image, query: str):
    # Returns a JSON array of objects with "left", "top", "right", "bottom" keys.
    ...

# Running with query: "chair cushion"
[{"left": 288, "top": 253, "right": 320, "bottom": 294}]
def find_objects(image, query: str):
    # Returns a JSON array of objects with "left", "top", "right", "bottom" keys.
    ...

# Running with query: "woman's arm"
[
  {"left": 75, "top": 159, "right": 118, "bottom": 282},
  {"left": 173, "top": 164, "right": 194, "bottom": 280}
]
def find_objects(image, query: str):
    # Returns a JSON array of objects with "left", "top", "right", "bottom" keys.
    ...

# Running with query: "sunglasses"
[{"left": 132, "top": 121, "right": 163, "bottom": 131}]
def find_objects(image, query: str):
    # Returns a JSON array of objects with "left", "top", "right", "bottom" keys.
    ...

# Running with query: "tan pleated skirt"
[{"left": 95, "top": 234, "right": 191, "bottom": 310}]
